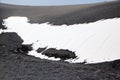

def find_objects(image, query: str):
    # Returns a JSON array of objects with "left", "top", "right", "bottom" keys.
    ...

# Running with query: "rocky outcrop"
[
  {"left": 14, "top": 44, "right": 33, "bottom": 54},
  {"left": 0, "top": 32, "right": 23, "bottom": 52},
  {"left": 0, "top": 32, "right": 32, "bottom": 54},
  {"left": 42, "top": 48, "right": 77, "bottom": 60}
]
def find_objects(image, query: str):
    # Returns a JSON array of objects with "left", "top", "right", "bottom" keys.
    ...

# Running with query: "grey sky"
[{"left": 0, "top": 0, "right": 113, "bottom": 6}]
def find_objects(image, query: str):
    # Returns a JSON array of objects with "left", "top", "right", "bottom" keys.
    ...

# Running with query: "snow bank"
[{"left": 2, "top": 16, "right": 120, "bottom": 63}]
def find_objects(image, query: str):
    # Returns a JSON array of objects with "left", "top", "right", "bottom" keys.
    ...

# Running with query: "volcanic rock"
[
  {"left": 0, "top": 32, "right": 33, "bottom": 55},
  {"left": 0, "top": 32, "right": 23, "bottom": 52},
  {"left": 42, "top": 48, "right": 77, "bottom": 60},
  {"left": 0, "top": 19, "right": 7, "bottom": 30},
  {"left": 14, "top": 44, "right": 33, "bottom": 54}
]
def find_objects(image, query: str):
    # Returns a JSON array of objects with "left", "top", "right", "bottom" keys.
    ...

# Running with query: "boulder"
[
  {"left": 0, "top": 19, "right": 7, "bottom": 30},
  {"left": 42, "top": 48, "right": 77, "bottom": 60},
  {"left": 0, "top": 32, "right": 33, "bottom": 54},
  {"left": 14, "top": 44, "right": 33, "bottom": 54},
  {"left": 0, "top": 32, "right": 23, "bottom": 52}
]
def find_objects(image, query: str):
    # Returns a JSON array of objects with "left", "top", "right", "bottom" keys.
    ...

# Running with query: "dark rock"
[
  {"left": 0, "top": 32, "right": 23, "bottom": 52},
  {"left": 42, "top": 48, "right": 77, "bottom": 60},
  {"left": 36, "top": 47, "right": 47, "bottom": 53},
  {"left": 0, "top": 19, "right": 7, "bottom": 30},
  {"left": 14, "top": 44, "right": 33, "bottom": 54},
  {"left": 0, "top": 32, "right": 33, "bottom": 55}
]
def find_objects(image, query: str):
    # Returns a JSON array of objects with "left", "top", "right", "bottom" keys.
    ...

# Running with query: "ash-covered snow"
[{"left": 2, "top": 16, "right": 120, "bottom": 63}]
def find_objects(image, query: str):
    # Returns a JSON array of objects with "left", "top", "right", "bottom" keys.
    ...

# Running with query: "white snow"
[{"left": 2, "top": 16, "right": 120, "bottom": 63}]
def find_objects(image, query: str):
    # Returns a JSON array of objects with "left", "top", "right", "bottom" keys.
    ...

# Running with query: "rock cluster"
[{"left": 37, "top": 48, "right": 77, "bottom": 60}]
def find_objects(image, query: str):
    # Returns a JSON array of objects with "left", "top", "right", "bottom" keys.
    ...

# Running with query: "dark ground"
[
  {"left": 0, "top": 1, "right": 120, "bottom": 25},
  {"left": 0, "top": 1, "right": 120, "bottom": 80},
  {"left": 0, "top": 32, "right": 120, "bottom": 80}
]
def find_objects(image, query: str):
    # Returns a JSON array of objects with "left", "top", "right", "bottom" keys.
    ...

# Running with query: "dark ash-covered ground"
[
  {"left": 0, "top": 1, "right": 120, "bottom": 25},
  {"left": 0, "top": 1, "right": 120, "bottom": 80},
  {"left": 0, "top": 33, "right": 120, "bottom": 80},
  {"left": 0, "top": 32, "right": 120, "bottom": 80}
]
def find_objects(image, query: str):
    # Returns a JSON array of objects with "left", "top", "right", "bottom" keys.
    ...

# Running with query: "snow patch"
[{"left": 2, "top": 16, "right": 120, "bottom": 63}]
